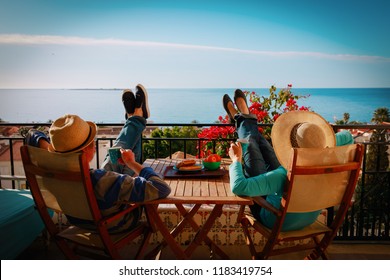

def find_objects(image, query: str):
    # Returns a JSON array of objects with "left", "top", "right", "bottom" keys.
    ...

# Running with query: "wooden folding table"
[{"left": 142, "top": 158, "right": 252, "bottom": 259}]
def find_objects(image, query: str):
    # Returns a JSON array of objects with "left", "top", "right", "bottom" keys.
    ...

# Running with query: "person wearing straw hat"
[
  {"left": 223, "top": 89, "right": 353, "bottom": 231},
  {"left": 25, "top": 84, "right": 170, "bottom": 233}
]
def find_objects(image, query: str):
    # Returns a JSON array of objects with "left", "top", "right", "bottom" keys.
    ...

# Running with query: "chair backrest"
[
  {"left": 20, "top": 145, "right": 100, "bottom": 222},
  {"left": 285, "top": 144, "right": 363, "bottom": 213}
]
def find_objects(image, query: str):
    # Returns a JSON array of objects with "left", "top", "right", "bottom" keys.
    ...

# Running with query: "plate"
[
  {"left": 163, "top": 166, "right": 225, "bottom": 178},
  {"left": 173, "top": 164, "right": 204, "bottom": 173}
]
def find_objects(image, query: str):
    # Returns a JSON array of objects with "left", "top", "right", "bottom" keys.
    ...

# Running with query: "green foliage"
[
  {"left": 334, "top": 113, "right": 351, "bottom": 124},
  {"left": 243, "top": 85, "right": 310, "bottom": 140},
  {"left": 371, "top": 107, "right": 389, "bottom": 124},
  {"left": 353, "top": 106, "right": 389, "bottom": 235},
  {"left": 197, "top": 117, "right": 236, "bottom": 158},
  {"left": 334, "top": 112, "right": 365, "bottom": 125},
  {"left": 142, "top": 126, "right": 201, "bottom": 159}
]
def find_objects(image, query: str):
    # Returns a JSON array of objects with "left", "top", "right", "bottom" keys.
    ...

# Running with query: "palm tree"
[
  {"left": 354, "top": 107, "right": 389, "bottom": 237},
  {"left": 371, "top": 107, "right": 390, "bottom": 124},
  {"left": 335, "top": 112, "right": 350, "bottom": 124},
  {"left": 369, "top": 107, "right": 389, "bottom": 171}
]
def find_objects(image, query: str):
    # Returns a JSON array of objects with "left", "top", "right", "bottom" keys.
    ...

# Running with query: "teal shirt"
[{"left": 230, "top": 130, "right": 354, "bottom": 231}]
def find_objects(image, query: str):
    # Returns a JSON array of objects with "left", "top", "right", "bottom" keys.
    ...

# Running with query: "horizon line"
[{"left": 1, "top": 33, "right": 389, "bottom": 62}]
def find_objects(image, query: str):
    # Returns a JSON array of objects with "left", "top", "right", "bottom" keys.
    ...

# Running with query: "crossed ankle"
[{"left": 133, "top": 108, "right": 144, "bottom": 118}]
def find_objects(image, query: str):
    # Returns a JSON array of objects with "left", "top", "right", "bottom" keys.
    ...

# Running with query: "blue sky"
[{"left": 0, "top": 0, "right": 389, "bottom": 88}]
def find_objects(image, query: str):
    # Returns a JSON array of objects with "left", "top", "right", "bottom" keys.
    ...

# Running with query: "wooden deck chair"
[
  {"left": 20, "top": 145, "right": 152, "bottom": 259},
  {"left": 239, "top": 144, "right": 364, "bottom": 260}
]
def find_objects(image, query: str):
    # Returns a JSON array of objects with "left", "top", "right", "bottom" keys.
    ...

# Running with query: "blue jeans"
[
  {"left": 235, "top": 113, "right": 281, "bottom": 220},
  {"left": 235, "top": 113, "right": 281, "bottom": 177},
  {"left": 101, "top": 116, "right": 146, "bottom": 176}
]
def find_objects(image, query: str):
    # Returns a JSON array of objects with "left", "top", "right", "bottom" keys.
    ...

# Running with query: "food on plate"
[
  {"left": 178, "top": 164, "right": 203, "bottom": 171},
  {"left": 175, "top": 159, "right": 202, "bottom": 171},
  {"left": 176, "top": 159, "right": 197, "bottom": 169}
]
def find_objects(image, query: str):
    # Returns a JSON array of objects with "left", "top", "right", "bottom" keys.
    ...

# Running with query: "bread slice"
[
  {"left": 178, "top": 164, "right": 202, "bottom": 171},
  {"left": 176, "top": 159, "right": 196, "bottom": 169}
]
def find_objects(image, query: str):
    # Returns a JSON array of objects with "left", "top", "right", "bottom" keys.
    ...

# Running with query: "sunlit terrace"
[{"left": 1, "top": 122, "right": 389, "bottom": 260}]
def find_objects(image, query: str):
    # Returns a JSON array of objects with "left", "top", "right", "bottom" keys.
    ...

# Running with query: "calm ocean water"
[{"left": 0, "top": 88, "right": 389, "bottom": 124}]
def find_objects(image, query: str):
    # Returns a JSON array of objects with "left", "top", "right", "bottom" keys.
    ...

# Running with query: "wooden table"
[{"left": 142, "top": 158, "right": 253, "bottom": 260}]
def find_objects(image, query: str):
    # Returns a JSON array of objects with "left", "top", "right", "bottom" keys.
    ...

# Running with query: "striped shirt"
[
  {"left": 66, "top": 167, "right": 170, "bottom": 233},
  {"left": 26, "top": 129, "right": 171, "bottom": 233}
]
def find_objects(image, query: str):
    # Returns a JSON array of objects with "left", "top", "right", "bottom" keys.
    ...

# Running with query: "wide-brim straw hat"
[
  {"left": 271, "top": 111, "right": 336, "bottom": 168},
  {"left": 48, "top": 114, "right": 97, "bottom": 153}
]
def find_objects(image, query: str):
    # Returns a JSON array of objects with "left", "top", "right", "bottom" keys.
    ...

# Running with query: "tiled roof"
[{"left": 0, "top": 141, "right": 23, "bottom": 161}]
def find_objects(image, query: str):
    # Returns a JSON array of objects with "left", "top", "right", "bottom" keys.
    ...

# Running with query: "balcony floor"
[{"left": 16, "top": 235, "right": 390, "bottom": 260}]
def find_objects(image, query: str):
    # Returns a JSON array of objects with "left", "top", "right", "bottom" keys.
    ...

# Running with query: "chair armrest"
[
  {"left": 252, "top": 196, "right": 282, "bottom": 217},
  {"left": 101, "top": 203, "right": 141, "bottom": 225}
]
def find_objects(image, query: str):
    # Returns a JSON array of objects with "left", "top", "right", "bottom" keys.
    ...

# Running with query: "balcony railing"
[{"left": 1, "top": 122, "right": 389, "bottom": 242}]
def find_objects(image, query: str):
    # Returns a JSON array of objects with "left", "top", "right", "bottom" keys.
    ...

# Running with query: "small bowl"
[{"left": 202, "top": 160, "right": 221, "bottom": 171}]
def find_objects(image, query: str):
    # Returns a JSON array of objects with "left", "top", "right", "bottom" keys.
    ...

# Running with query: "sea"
[{"left": 0, "top": 88, "right": 389, "bottom": 124}]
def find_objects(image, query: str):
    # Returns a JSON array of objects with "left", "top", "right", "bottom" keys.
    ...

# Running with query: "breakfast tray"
[{"left": 162, "top": 166, "right": 225, "bottom": 178}]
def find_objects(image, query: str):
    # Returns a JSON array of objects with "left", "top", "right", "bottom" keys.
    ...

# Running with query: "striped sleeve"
[{"left": 90, "top": 167, "right": 171, "bottom": 208}]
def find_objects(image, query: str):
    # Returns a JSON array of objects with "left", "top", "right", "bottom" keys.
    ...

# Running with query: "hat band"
[
  {"left": 56, "top": 126, "right": 92, "bottom": 153},
  {"left": 290, "top": 123, "right": 303, "bottom": 148}
]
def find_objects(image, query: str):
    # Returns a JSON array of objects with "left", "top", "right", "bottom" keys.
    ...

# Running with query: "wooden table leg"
[
  {"left": 184, "top": 204, "right": 229, "bottom": 259},
  {"left": 145, "top": 204, "right": 201, "bottom": 258},
  {"left": 145, "top": 204, "right": 229, "bottom": 260},
  {"left": 176, "top": 204, "right": 229, "bottom": 259},
  {"left": 170, "top": 204, "right": 202, "bottom": 238},
  {"left": 144, "top": 205, "right": 188, "bottom": 260}
]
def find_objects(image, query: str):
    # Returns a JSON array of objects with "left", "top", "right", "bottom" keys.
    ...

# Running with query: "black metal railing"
[{"left": 1, "top": 122, "right": 389, "bottom": 241}]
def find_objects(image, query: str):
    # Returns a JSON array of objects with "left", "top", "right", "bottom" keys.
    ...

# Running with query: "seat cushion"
[{"left": 0, "top": 189, "right": 46, "bottom": 259}]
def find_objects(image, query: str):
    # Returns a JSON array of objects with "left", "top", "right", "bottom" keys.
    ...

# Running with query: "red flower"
[
  {"left": 199, "top": 85, "right": 310, "bottom": 157},
  {"left": 284, "top": 98, "right": 298, "bottom": 111},
  {"left": 249, "top": 102, "right": 262, "bottom": 111},
  {"left": 299, "top": 106, "right": 309, "bottom": 111}
]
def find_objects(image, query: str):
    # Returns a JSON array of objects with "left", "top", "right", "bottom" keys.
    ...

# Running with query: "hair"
[{"left": 82, "top": 141, "right": 96, "bottom": 162}]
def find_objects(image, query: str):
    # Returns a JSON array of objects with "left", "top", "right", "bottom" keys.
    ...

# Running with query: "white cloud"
[{"left": 0, "top": 33, "right": 389, "bottom": 62}]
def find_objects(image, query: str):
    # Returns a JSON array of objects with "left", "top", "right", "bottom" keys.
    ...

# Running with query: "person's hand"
[
  {"left": 118, "top": 148, "right": 143, "bottom": 175},
  {"left": 118, "top": 148, "right": 136, "bottom": 166},
  {"left": 228, "top": 142, "right": 242, "bottom": 163}
]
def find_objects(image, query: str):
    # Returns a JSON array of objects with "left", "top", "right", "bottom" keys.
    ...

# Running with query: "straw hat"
[
  {"left": 48, "top": 114, "right": 97, "bottom": 153},
  {"left": 271, "top": 111, "right": 336, "bottom": 168}
]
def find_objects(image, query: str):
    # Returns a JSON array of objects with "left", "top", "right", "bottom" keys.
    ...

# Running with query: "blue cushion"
[{"left": 0, "top": 189, "right": 45, "bottom": 259}]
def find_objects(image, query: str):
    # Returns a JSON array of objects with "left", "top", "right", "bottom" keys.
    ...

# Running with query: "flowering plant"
[
  {"left": 198, "top": 85, "right": 310, "bottom": 158},
  {"left": 247, "top": 84, "right": 310, "bottom": 139},
  {"left": 198, "top": 115, "right": 236, "bottom": 158}
]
